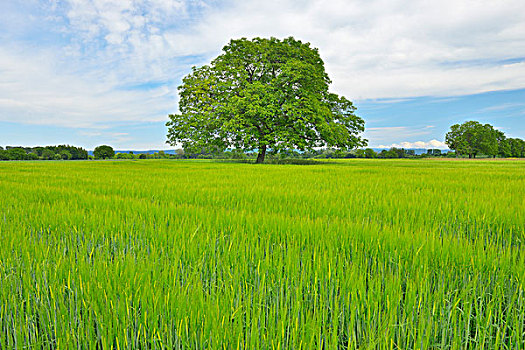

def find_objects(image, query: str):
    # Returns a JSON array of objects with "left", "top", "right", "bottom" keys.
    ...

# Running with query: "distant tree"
[
  {"left": 116, "top": 152, "right": 133, "bottom": 159},
  {"left": 354, "top": 149, "right": 366, "bottom": 158},
  {"left": 93, "top": 145, "right": 115, "bottom": 159},
  {"left": 41, "top": 149, "right": 55, "bottom": 160},
  {"left": 426, "top": 149, "right": 441, "bottom": 156},
  {"left": 166, "top": 37, "right": 367, "bottom": 163},
  {"left": 378, "top": 149, "right": 398, "bottom": 158},
  {"left": 495, "top": 130, "right": 511, "bottom": 158},
  {"left": 445, "top": 121, "right": 498, "bottom": 158},
  {"left": 27, "top": 153, "right": 39, "bottom": 160},
  {"left": 364, "top": 148, "right": 377, "bottom": 158},
  {"left": 230, "top": 149, "right": 248, "bottom": 160},
  {"left": 33, "top": 147, "right": 45, "bottom": 157},
  {"left": 479, "top": 125, "right": 498, "bottom": 157},
  {"left": 507, "top": 138, "right": 525, "bottom": 157},
  {"left": 330, "top": 149, "right": 346, "bottom": 158},
  {"left": 0, "top": 149, "right": 10, "bottom": 160},
  {"left": 391, "top": 148, "right": 406, "bottom": 158},
  {"left": 139, "top": 153, "right": 147, "bottom": 159},
  {"left": 7, "top": 148, "right": 27, "bottom": 160},
  {"left": 60, "top": 150, "right": 72, "bottom": 160},
  {"left": 377, "top": 147, "right": 406, "bottom": 158}
]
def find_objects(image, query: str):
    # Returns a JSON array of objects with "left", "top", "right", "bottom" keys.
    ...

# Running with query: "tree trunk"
[
  {"left": 469, "top": 154, "right": 472, "bottom": 159},
  {"left": 256, "top": 144, "right": 267, "bottom": 164}
]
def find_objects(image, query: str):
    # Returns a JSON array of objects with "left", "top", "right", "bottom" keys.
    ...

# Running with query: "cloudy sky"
[{"left": 1, "top": 0, "right": 524, "bottom": 150}]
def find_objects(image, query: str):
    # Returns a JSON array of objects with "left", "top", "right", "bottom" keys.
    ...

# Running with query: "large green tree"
[
  {"left": 445, "top": 121, "right": 498, "bottom": 158},
  {"left": 166, "top": 37, "right": 366, "bottom": 163}
]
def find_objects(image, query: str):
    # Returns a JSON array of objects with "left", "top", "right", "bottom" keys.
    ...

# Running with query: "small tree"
[
  {"left": 364, "top": 148, "right": 377, "bottom": 158},
  {"left": 166, "top": 37, "right": 366, "bottom": 163},
  {"left": 93, "top": 145, "right": 115, "bottom": 159}
]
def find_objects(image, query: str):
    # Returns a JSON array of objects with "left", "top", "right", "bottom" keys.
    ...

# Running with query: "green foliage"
[
  {"left": 378, "top": 148, "right": 410, "bottom": 158},
  {"left": 60, "top": 150, "right": 72, "bottom": 160},
  {"left": 354, "top": 149, "right": 366, "bottom": 158},
  {"left": 507, "top": 138, "right": 525, "bottom": 157},
  {"left": 445, "top": 121, "right": 524, "bottom": 159},
  {"left": 4, "top": 147, "right": 28, "bottom": 160},
  {"left": 0, "top": 150, "right": 10, "bottom": 160},
  {"left": 167, "top": 37, "right": 367, "bottom": 163},
  {"left": 93, "top": 145, "right": 115, "bottom": 159},
  {"left": 0, "top": 160, "right": 523, "bottom": 348},
  {"left": 0, "top": 145, "right": 88, "bottom": 161},
  {"left": 427, "top": 149, "right": 441, "bottom": 156},
  {"left": 45, "top": 145, "right": 88, "bottom": 160},
  {"left": 445, "top": 121, "right": 499, "bottom": 158},
  {"left": 364, "top": 148, "right": 377, "bottom": 158},
  {"left": 26, "top": 153, "right": 39, "bottom": 160},
  {"left": 41, "top": 149, "right": 55, "bottom": 160},
  {"left": 116, "top": 152, "right": 134, "bottom": 159}
]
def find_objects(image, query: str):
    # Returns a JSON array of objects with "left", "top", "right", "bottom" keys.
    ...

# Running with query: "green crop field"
[{"left": 0, "top": 159, "right": 523, "bottom": 349}]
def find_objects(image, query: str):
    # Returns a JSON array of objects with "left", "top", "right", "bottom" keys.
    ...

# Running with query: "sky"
[{"left": 1, "top": 0, "right": 524, "bottom": 150}]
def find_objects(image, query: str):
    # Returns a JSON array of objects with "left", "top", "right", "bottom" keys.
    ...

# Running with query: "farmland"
[{"left": 0, "top": 159, "right": 524, "bottom": 348}]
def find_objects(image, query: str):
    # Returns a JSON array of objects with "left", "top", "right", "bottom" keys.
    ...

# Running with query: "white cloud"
[
  {"left": 157, "top": 0, "right": 525, "bottom": 99},
  {"left": 363, "top": 125, "right": 449, "bottom": 147},
  {"left": 1, "top": 0, "right": 525, "bottom": 136},
  {"left": 365, "top": 125, "right": 435, "bottom": 140},
  {"left": 378, "top": 140, "right": 449, "bottom": 149},
  {"left": 51, "top": 0, "right": 525, "bottom": 100},
  {"left": 0, "top": 47, "right": 174, "bottom": 128}
]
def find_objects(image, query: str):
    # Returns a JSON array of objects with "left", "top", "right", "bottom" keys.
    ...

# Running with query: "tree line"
[
  {"left": 0, "top": 145, "right": 88, "bottom": 161},
  {"left": 0, "top": 145, "right": 183, "bottom": 161},
  {"left": 2, "top": 121, "right": 523, "bottom": 162},
  {"left": 169, "top": 147, "right": 452, "bottom": 160}
]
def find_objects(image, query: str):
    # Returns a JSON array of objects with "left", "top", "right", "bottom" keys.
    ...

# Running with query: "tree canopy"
[
  {"left": 93, "top": 145, "right": 115, "bottom": 160},
  {"left": 0, "top": 145, "right": 88, "bottom": 161},
  {"left": 445, "top": 121, "right": 524, "bottom": 158},
  {"left": 445, "top": 121, "right": 498, "bottom": 158},
  {"left": 166, "top": 37, "right": 366, "bottom": 163}
]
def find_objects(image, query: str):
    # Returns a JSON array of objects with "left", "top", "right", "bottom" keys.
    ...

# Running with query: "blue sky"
[{"left": 1, "top": 0, "right": 524, "bottom": 150}]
